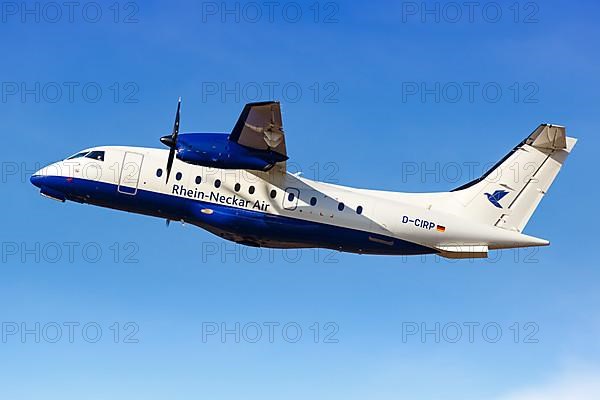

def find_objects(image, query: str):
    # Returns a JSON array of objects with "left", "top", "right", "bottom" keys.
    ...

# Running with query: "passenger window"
[
  {"left": 288, "top": 192, "right": 295, "bottom": 201},
  {"left": 195, "top": 176, "right": 202, "bottom": 184},
  {"left": 176, "top": 172, "right": 182, "bottom": 181},
  {"left": 156, "top": 169, "right": 163, "bottom": 177},
  {"left": 215, "top": 179, "right": 221, "bottom": 188},
  {"left": 234, "top": 183, "right": 241, "bottom": 192},
  {"left": 270, "top": 189, "right": 277, "bottom": 199},
  {"left": 357, "top": 206, "right": 363, "bottom": 215},
  {"left": 338, "top": 202, "right": 345, "bottom": 211},
  {"left": 85, "top": 151, "right": 105, "bottom": 161},
  {"left": 249, "top": 186, "right": 255, "bottom": 194},
  {"left": 310, "top": 197, "right": 317, "bottom": 206}
]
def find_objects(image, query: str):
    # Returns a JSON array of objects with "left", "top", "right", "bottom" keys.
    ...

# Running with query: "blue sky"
[{"left": 1, "top": 0, "right": 599, "bottom": 398}]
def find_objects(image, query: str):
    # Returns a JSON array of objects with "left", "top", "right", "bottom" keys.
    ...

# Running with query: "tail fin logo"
[{"left": 484, "top": 190, "right": 509, "bottom": 208}]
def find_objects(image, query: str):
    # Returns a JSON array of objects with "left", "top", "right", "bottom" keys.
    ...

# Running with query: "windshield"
[
  {"left": 66, "top": 151, "right": 89, "bottom": 160},
  {"left": 85, "top": 151, "right": 105, "bottom": 161}
]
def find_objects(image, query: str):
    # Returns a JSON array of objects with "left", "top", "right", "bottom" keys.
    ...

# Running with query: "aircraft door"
[
  {"left": 118, "top": 151, "right": 144, "bottom": 195},
  {"left": 282, "top": 187, "right": 300, "bottom": 210}
]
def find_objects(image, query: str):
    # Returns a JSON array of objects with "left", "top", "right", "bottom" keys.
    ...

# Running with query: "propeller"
[{"left": 160, "top": 97, "right": 181, "bottom": 183}]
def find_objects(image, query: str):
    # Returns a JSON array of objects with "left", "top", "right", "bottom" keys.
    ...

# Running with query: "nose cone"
[
  {"left": 30, "top": 168, "right": 47, "bottom": 188},
  {"left": 160, "top": 135, "right": 175, "bottom": 148},
  {"left": 30, "top": 166, "right": 67, "bottom": 202},
  {"left": 30, "top": 174, "right": 44, "bottom": 188}
]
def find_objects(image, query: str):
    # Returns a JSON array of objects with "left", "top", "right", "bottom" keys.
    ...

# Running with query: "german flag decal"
[{"left": 436, "top": 225, "right": 446, "bottom": 233}]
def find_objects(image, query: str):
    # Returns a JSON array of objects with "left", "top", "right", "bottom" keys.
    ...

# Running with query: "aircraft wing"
[{"left": 229, "top": 101, "right": 287, "bottom": 158}]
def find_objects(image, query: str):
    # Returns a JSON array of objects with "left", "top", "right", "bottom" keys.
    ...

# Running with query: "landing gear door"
[
  {"left": 118, "top": 152, "right": 144, "bottom": 195},
  {"left": 282, "top": 187, "right": 300, "bottom": 210}
]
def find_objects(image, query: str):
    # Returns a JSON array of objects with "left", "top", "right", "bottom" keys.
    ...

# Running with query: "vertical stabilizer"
[{"left": 451, "top": 124, "right": 577, "bottom": 232}]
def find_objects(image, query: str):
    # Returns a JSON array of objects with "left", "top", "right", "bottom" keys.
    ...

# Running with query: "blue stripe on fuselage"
[{"left": 31, "top": 175, "right": 436, "bottom": 256}]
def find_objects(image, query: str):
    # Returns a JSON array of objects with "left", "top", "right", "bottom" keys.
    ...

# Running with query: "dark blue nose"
[
  {"left": 30, "top": 174, "right": 45, "bottom": 188},
  {"left": 31, "top": 172, "right": 67, "bottom": 202}
]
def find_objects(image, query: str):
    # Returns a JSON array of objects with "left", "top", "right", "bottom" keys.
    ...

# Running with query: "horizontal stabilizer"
[
  {"left": 528, "top": 124, "right": 567, "bottom": 150},
  {"left": 437, "top": 245, "right": 488, "bottom": 259}
]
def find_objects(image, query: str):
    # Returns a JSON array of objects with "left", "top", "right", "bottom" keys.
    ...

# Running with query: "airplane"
[{"left": 30, "top": 100, "right": 577, "bottom": 259}]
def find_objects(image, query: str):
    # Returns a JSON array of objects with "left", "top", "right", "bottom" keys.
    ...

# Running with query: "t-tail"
[{"left": 450, "top": 124, "right": 577, "bottom": 233}]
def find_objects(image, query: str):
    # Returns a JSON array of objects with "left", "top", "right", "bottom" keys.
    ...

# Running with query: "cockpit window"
[
  {"left": 66, "top": 151, "right": 89, "bottom": 160},
  {"left": 85, "top": 151, "right": 105, "bottom": 161}
]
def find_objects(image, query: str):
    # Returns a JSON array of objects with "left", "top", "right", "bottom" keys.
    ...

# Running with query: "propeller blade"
[
  {"left": 164, "top": 97, "right": 181, "bottom": 183},
  {"left": 165, "top": 146, "right": 175, "bottom": 182},
  {"left": 172, "top": 97, "right": 181, "bottom": 138}
]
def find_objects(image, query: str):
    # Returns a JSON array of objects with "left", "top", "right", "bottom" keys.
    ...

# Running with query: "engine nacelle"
[{"left": 175, "top": 133, "right": 287, "bottom": 171}]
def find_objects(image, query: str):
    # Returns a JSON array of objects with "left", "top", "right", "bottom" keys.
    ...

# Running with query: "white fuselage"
[{"left": 31, "top": 145, "right": 549, "bottom": 256}]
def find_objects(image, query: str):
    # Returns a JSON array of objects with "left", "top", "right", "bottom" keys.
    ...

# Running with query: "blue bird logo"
[{"left": 484, "top": 190, "right": 510, "bottom": 208}]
